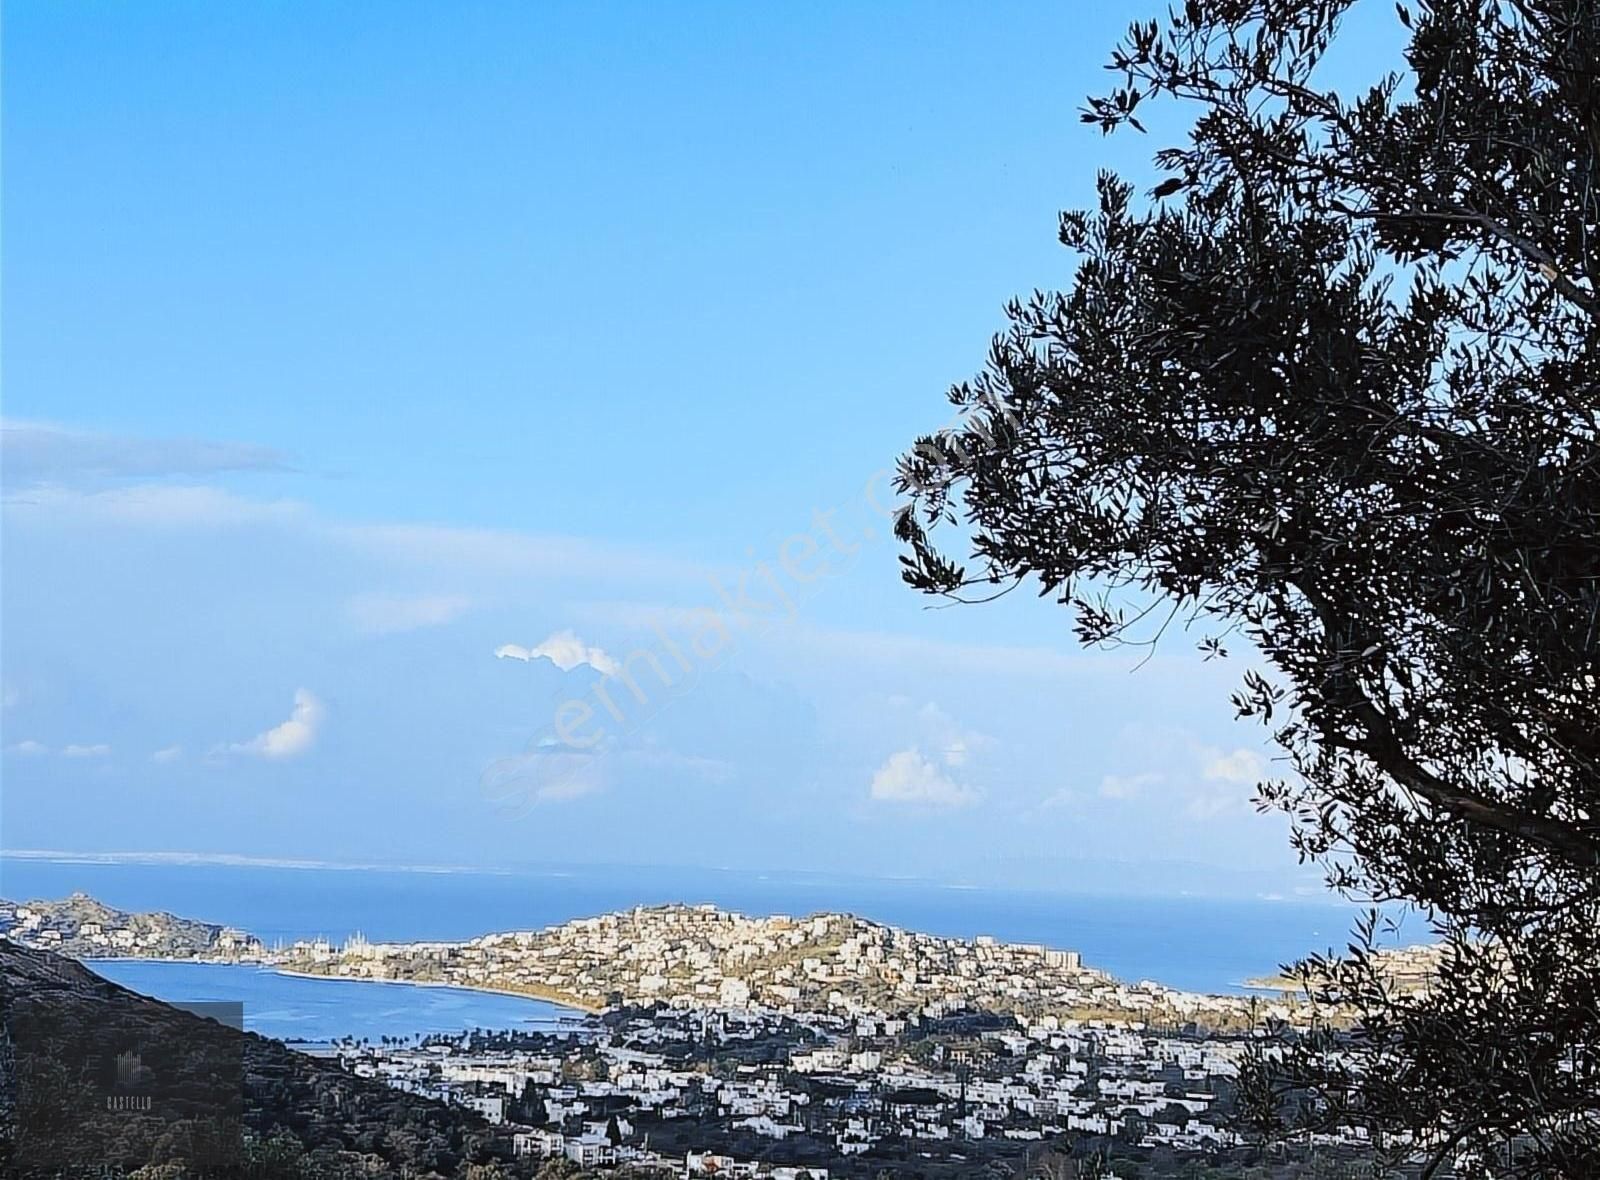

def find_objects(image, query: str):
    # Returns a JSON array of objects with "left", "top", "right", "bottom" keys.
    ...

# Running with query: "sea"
[
  {"left": 1, "top": 856, "right": 1402, "bottom": 1042},
  {"left": 85, "top": 960, "right": 581, "bottom": 1044}
]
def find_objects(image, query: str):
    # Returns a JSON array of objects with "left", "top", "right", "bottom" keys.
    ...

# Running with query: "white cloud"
[
  {"left": 870, "top": 748, "right": 978, "bottom": 808},
  {"left": 7, "top": 476, "right": 707, "bottom": 585},
  {"left": 62, "top": 743, "right": 111, "bottom": 758},
  {"left": 5, "top": 739, "right": 48, "bottom": 756},
  {"left": 577, "top": 605, "right": 1120, "bottom": 681},
  {"left": 231, "top": 689, "right": 324, "bottom": 759},
  {"left": 347, "top": 592, "right": 472, "bottom": 635},
  {"left": 152, "top": 745, "right": 184, "bottom": 764},
  {"left": 1201, "top": 747, "right": 1267, "bottom": 784},
  {"left": 916, "top": 702, "right": 988, "bottom": 768},
  {"left": 481, "top": 743, "right": 609, "bottom": 811},
  {"left": 1098, "top": 772, "right": 1162, "bottom": 800},
  {"left": 495, "top": 631, "right": 621, "bottom": 677},
  {"left": 856, "top": 703, "right": 990, "bottom": 808},
  {"left": 1183, "top": 746, "right": 1270, "bottom": 820},
  {"left": 479, "top": 737, "right": 734, "bottom": 817},
  {"left": 5, "top": 483, "right": 306, "bottom": 528},
  {"left": 1, "top": 418, "right": 291, "bottom": 485}
]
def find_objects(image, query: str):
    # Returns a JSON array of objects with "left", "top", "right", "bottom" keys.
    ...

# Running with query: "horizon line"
[{"left": 0, "top": 846, "right": 1346, "bottom": 905}]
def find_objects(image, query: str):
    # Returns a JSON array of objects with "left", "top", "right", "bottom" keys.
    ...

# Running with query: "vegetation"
[
  {"left": 0, "top": 940, "right": 510, "bottom": 1178},
  {"left": 895, "top": 2, "right": 1600, "bottom": 1175}
]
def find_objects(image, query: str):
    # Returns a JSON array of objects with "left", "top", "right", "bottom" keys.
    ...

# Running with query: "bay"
[{"left": 84, "top": 959, "right": 581, "bottom": 1043}]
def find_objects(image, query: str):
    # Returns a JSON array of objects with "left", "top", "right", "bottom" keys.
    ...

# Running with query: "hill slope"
[
  {"left": 0, "top": 939, "right": 520, "bottom": 1178},
  {"left": 0, "top": 892, "right": 264, "bottom": 960}
]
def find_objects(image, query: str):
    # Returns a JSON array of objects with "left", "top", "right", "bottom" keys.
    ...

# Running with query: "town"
[
  {"left": 272, "top": 904, "right": 1292, "bottom": 1032},
  {"left": 313, "top": 996, "right": 1275, "bottom": 1178},
  {"left": 3, "top": 895, "right": 1397, "bottom": 1176}
]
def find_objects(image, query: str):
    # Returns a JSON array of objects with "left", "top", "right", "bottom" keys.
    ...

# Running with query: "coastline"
[
  {"left": 40, "top": 892, "right": 1388, "bottom": 1017},
  {"left": 5, "top": 867, "right": 1361, "bottom": 995},
  {"left": 80, "top": 954, "right": 603, "bottom": 1017},
  {"left": 268, "top": 965, "right": 603, "bottom": 1016}
]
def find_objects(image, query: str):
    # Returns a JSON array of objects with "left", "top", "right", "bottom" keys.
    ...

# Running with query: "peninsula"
[{"left": 2, "top": 892, "right": 1423, "bottom": 1176}]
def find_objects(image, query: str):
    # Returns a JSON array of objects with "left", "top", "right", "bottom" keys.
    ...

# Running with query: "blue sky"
[{"left": 2, "top": 2, "right": 1403, "bottom": 894}]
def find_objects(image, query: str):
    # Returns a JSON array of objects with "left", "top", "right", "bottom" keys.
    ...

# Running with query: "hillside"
[
  {"left": 0, "top": 939, "right": 543, "bottom": 1178},
  {"left": 0, "top": 892, "right": 264, "bottom": 960},
  {"left": 274, "top": 903, "right": 1279, "bottom": 1028},
  {"left": 4, "top": 894, "right": 1309, "bottom": 1028}
]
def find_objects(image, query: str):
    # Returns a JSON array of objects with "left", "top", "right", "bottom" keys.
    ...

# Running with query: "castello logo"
[{"left": 105, "top": 1049, "right": 153, "bottom": 1112}]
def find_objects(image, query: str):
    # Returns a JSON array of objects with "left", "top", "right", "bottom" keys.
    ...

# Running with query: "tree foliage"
[{"left": 895, "top": 2, "right": 1600, "bottom": 1175}]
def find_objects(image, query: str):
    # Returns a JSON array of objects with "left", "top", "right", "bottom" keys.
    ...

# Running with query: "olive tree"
[{"left": 895, "top": 3, "right": 1600, "bottom": 1174}]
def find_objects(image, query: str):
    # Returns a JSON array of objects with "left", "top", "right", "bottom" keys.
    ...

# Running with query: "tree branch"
[{"left": 1289, "top": 573, "right": 1600, "bottom": 867}]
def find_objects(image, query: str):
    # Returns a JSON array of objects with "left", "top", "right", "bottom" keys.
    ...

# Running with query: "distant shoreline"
[
  {"left": 269, "top": 965, "right": 602, "bottom": 1015},
  {"left": 7, "top": 866, "right": 1368, "bottom": 995},
  {"left": 83, "top": 955, "right": 602, "bottom": 1017}
]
